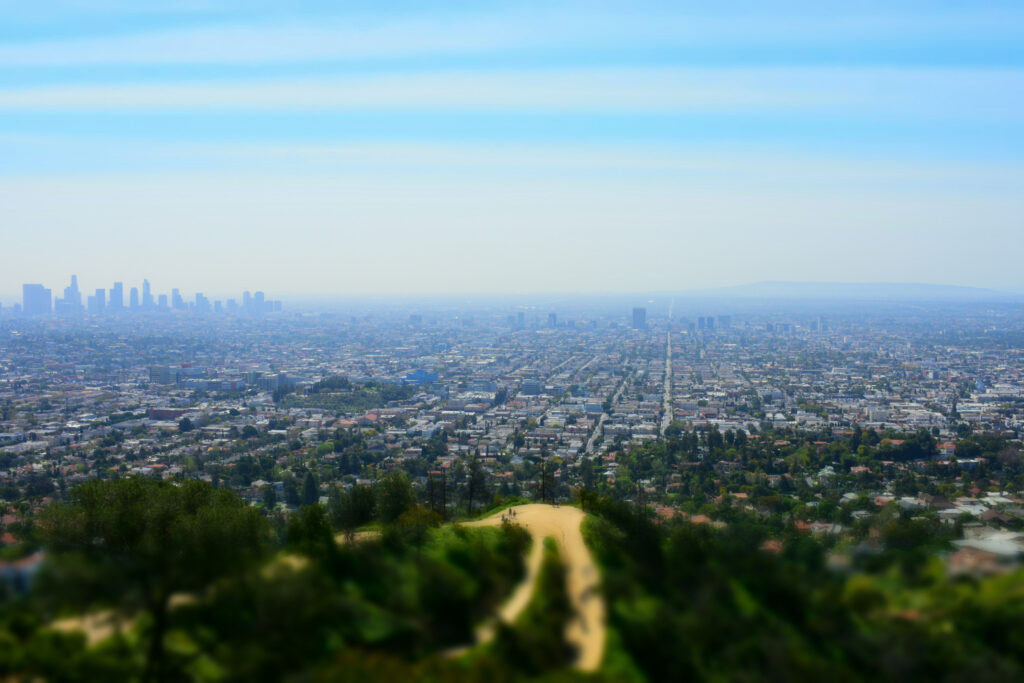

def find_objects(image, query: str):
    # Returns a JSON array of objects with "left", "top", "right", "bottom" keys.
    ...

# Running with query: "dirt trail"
[
  {"left": 51, "top": 609, "right": 131, "bottom": 646},
  {"left": 48, "top": 506, "right": 608, "bottom": 672},
  {"left": 334, "top": 529, "right": 382, "bottom": 545},
  {"left": 461, "top": 504, "right": 606, "bottom": 672},
  {"left": 49, "top": 593, "right": 194, "bottom": 646}
]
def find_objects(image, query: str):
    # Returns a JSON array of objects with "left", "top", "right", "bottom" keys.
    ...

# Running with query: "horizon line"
[{"left": 4, "top": 280, "right": 1024, "bottom": 308}]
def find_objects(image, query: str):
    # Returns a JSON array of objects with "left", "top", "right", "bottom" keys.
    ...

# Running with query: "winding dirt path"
[
  {"left": 51, "top": 609, "right": 131, "bottom": 646},
  {"left": 50, "top": 506, "right": 608, "bottom": 672},
  {"left": 461, "top": 504, "right": 606, "bottom": 672}
]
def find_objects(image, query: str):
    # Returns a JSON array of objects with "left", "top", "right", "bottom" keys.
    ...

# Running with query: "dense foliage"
[
  {"left": 0, "top": 478, "right": 533, "bottom": 681},
  {"left": 491, "top": 538, "right": 577, "bottom": 675},
  {"left": 278, "top": 378, "right": 418, "bottom": 412},
  {"left": 584, "top": 497, "right": 1024, "bottom": 682}
]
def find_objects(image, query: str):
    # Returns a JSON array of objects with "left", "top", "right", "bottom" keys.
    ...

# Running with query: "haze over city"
[
  {"left": 4, "top": 3, "right": 1024, "bottom": 682},
  {"left": 2, "top": 1, "right": 1024, "bottom": 298}
]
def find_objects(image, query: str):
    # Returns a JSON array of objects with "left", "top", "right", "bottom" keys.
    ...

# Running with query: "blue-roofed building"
[{"left": 403, "top": 369, "right": 439, "bottom": 385}]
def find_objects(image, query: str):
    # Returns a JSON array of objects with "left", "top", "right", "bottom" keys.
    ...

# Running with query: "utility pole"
[
  {"left": 427, "top": 471, "right": 437, "bottom": 517},
  {"left": 441, "top": 469, "right": 447, "bottom": 521},
  {"left": 540, "top": 462, "right": 547, "bottom": 504}
]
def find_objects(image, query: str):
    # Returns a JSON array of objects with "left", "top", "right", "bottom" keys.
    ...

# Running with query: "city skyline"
[
  {"left": 4, "top": 4, "right": 1024, "bottom": 679},
  {"left": 6, "top": 275, "right": 1024, "bottom": 310},
  {"left": 8, "top": 273, "right": 281, "bottom": 315}
]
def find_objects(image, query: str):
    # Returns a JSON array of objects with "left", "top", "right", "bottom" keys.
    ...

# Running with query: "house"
[
  {"left": 921, "top": 493, "right": 954, "bottom": 510},
  {"left": 980, "top": 509, "right": 1015, "bottom": 526},
  {"left": 948, "top": 546, "right": 1003, "bottom": 577}
]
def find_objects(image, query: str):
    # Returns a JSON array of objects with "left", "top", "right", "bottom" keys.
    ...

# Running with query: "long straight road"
[
  {"left": 660, "top": 330, "right": 673, "bottom": 436},
  {"left": 585, "top": 373, "right": 628, "bottom": 454}
]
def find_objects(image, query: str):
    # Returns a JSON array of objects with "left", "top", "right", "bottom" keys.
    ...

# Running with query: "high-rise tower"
[
  {"left": 22, "top": 284, "right": 52, "bottom": 315},
  {"left": 109, "top": 282, "right": 124, "bottom": 310},
  {"left": 632, "top": 307, "right": 647, "bottom": 330}
]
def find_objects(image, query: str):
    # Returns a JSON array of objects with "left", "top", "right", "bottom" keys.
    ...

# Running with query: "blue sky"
[{"left": 1, "top": 1, "right": 1023, "bottom": 300}]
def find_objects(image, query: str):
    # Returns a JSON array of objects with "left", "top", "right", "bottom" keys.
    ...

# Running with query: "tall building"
[
  {"left": 129, "top": 287, "right": 140, "bottom": 309},
  {"left": 520, "top": 379, "right": 542, "bottom": 396},
  {"left": 56, "top": 274, "right": 82, "bottom": 314},
  {"left": 59, "top": 274, "right": 82, "bottom": 313},
  {"left": 253, "top": 291, "right": 265, "bottom": 313},
  {"left": 87, "top": 288, "right": 105, "bottom": 314},
  {"left": 242, "top": 291, "right": 252, "bottom": 311},
  {"left": 22, "top": 284, "right": 52, "bottom": 315},
  {"left": 632, "top": 307, "right": 647, "bottom": 330},
  {"left": 109, "top": 282, "right": 124, "bottom": 311},
  {"left": 172, "top": 288, "right": 185, "bottom": 311},
  {"left": 142, "top": 279, "right": 154, "bottom": 309},
  {"left": 548, "top": 312, "right": 557, "bottom": 328}
]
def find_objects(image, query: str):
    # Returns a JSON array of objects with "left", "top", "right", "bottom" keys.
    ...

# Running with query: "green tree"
[
  {"left": 580, "top": 457, "right": 596, "bottom": 492},
  {"left": 512, "top": 430, "right": 526, "bottom": 451},
  {"left": 283, "top": 476, "right": 300, "bottom": 507},
  {"left": 378, "top": 471, "right": 414, "bottom": 524},
  {"left": 301, "top": 472, "right": 319, "bottom": 507},
  {"left": 286, "top": 504, "right": 336, "bottom": 564},
  {"left": 536, "top": 462, "right": 556, "bottom": 503},
  {"left": 262, "top": 484, "right": 277, "bottom": 509},
  {"left": 328, "top": 485, "right": 376, "bottom": 537},
  {"left": 464, "top": 453, "right": 488, "bottom": 515},
  {"left": 396, "top": 505, "right": 440, "bottom": 562},
  {"left": 40, "top": 478, "right": 266, "bottom": 682},
  {"left": 327, "top": 486, "right": 344, "bottom": 528},
  {"left": 493, "top": 538, "right": 575, "bottom": 673}
]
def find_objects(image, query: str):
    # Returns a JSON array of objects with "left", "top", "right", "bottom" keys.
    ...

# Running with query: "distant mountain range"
[{"left": 685, "top": 282, "right": 1024, "bottom": 302}]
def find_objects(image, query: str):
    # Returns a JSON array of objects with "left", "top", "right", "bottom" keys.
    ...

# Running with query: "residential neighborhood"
[{"left": 2, "top": 298, "right": 1023, "bottom": 583}]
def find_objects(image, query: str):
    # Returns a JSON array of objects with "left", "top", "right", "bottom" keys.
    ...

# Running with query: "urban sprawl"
[{"left": 3, "top": 284, "right": 1024, "bottom": 583}]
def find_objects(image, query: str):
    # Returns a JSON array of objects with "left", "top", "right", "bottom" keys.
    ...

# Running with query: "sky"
[{"left": 1, "top": 1, "right": 1023, "bottom": 302}]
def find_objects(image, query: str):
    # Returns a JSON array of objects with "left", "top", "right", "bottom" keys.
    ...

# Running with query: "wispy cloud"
[
  {"left": 4, "top": 135, "right": 1022, "bottom": 194},
  {"left": 0, "top": 68, "right": 1020, "bottom": 122},
  {"left": 0, "top": 13, "right": 560, "bottom": 66},
  {"left": 1, "top": 2, "right": 1022, "bottom": 295},
  {"left": 1, "top": 5, "right": 1022, "bottom": 67},
  {"left": 0, "top": 69, "right": 825, "bottom": 111}
]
